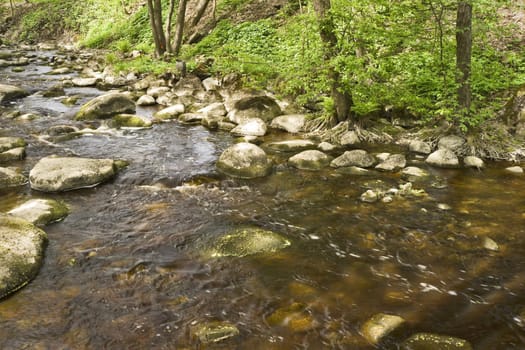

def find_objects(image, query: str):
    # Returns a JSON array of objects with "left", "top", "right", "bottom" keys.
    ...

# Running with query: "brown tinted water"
[{"left": 1, "top": 49, "right": 525, "bottom": 349}]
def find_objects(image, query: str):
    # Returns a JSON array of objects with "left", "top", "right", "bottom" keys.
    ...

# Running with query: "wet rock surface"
[
  {"left": 0, "top": 215, "right": 47, "bottom": 299},
  {"left": 209, "top": 227, "right": 290, "bottom": 257},
  {"left": 29, "top": 156, "right": 120, "bottom": 192},
  {"left": 216, "top": 143, "right": 272, "bottom": 179}
]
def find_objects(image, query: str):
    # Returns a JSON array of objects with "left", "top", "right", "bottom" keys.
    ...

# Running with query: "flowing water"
[{"left": 1, "top": 48, "right": 525, "bottom": 349}]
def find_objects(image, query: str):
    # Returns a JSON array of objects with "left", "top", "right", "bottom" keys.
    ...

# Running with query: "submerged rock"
[
  {"left": 288, "top": 150, "right": 331, "bottom": 171},
  {"left": 29, "top": 156, "right": 122, "bottom": 192},
  {"left": 401, "top": 166, "right": 429, "bottom": 178},
  {"left": 0, "top": 215, "right": 47, "bottom": 300},
  {"left": 191, "top": 321, "right": 239, "bottom": 344},
  {"left": 216, "top": 143, "right": 272, "bottom": 179},
  {"left": 331, "top": 150, "right": 376, "bottom": 168},
  {"left": 209, "top": 227, "right": 290, "bottom": 258},
  {"left": 266, "top": 302, "right": 317, "bottom": 332},
  {"left": 0, "top": 167, "right": 28, "bottom": 188},
  {"left": 401, "top": 333, "right": 473, "bottom": 350},
  {"left": 425, "top": 149, "right": 459, "bottom": 168},
  {"left": 75, "top": 93, "right": 136, "bottom": 120},
  {"left": 8, "top": 199, "right": 69, "bottom": 226},
  {"left": 0, "top": 84, "right": 28, "bottom": 104},
  {"left": 270, "top": 114, "right": 306, "bottom": 133},
  {"left": 361, "top": 313, "right": 405, "bottom": 344}
]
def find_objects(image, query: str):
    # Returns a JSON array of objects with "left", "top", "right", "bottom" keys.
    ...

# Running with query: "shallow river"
[{"left": 1, "top": 48, "right": 525, "bottom": 349}]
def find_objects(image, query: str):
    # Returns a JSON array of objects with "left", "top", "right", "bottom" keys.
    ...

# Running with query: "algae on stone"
[{"left": 210, "top": 227, "right": 290, "bottom": 258}]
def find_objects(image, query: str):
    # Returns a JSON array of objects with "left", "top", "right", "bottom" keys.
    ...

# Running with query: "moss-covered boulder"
[
  {"left": 288, "top": 150, "right": 331, "bottom": 170},
  {"left": 74, "top": 93, "right": 136, "bottom": 120},
  {"left": 209, "top": 227, "right": 291, "bottom": 258},
  {"left": 29, "top": 156, "right": 122, "bottom": 192},
  {"left": 331, "top": 150, "right": 376, "bottom": 168},
  {"left": 8, "top": 199, "right": 69, "bottom": 226},
  {"left": 0, "top": 137, "right": 26, "bottom": 153},
  {"left": 227, "top": 95, "right": 282, "bottom": 124},
  {"left": 0, "top": 147, "right": 26, "bottom": 163},
  {"left": 112, "top": 114, "right": 152, "bottom": 128},
  {"left": 0, "top": 167, "right": 28, "bottom": 188},
  {"left": 401, "top": 333, "right": 473, "bottom": 350},
  {"left": 0, "top": 84, "right": 28, "bottom": 104},
  {"left": 0, "top": 215, "right": 47, "bottom": 300},
  {"left": 216, "top": 143, "right": 272, "bottom": 179},
  {"left": 153, "top": 104, "right": 185, "bottom": 121}
]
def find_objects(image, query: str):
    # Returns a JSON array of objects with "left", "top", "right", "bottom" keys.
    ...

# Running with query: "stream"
[{"left": 1, "top": 47, "right": 525, "bottom": 349}]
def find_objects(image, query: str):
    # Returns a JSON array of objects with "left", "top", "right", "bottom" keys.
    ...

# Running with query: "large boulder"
[
  {"left": 0, "top": 215, "right": 47, "bottom": 299},
  {"left": 0, "top": 167, "right": 27, "bottom": 188},
  {"left": 401, "top": 333, "right": 473, "bottom": 350},
  {"left": 0, "top": 84, "right": 28, "bottom": 104},
  {"left": 198, "top": 102, "right": 227, "bottom": 118},
  {"left": 217, "top": 143, "right": 272, "bottom": 179},
  {"left": 331, "top": 150, "right": 376, "bottom": 168},
  {"left": 29, "top": 156, "right": 122, "bottom": 192},
  {"left": 426, "top": 149, "right": 460, "bottom": 168},
  {"left": 288, "top": 150, "right": 331, "bottom": 171},
  {"left": 409, "top": 140, "right": 432, "bottom": 154},
  {"left": 209, "top": 227, "right": 290, "bottom": 258},
  {"left": 8, "top": 199, "right": 69, "bottom": 226},
  {"left": 270, "top": 114, "right": 306, "bottom": 133},
  {"left": 340, "top": 130, "right": 360, "bottom": 146},
  {"left": 74, "top": 93, "right": 136, "bottom": 120},
  {"left": 231, "top": 118, "right": 267, "bottom": 136},
  {"left": 227, "top": 95, "right": 282, "bottom": 124}
]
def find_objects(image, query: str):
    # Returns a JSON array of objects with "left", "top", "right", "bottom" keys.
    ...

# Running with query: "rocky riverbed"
[{"left": 1, "top": 44, "right": 525, "bottom": 349}]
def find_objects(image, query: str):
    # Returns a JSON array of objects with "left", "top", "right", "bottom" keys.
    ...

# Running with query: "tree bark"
[
  {"left": 192, "top": 0, "right": 211, "bottom": 26},
  {"left": 147, "top": 0, "right": 166, "bottom": 57},
  {"left": 165, "top": 0, "right": 177, "bottom": 53},
  {"left": 172, "top": 0, "right": 188, "bottom": 56},
  {"left": 313, "top": 0, "right": 353, "bottom": 124},
  {"left": 456, "top": 1, "right": 472, "bottom": 113}
]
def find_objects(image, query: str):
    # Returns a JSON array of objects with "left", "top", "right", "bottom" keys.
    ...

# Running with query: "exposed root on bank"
[{"left": 304, "top": 116, "right": 525, "bottom": 162}]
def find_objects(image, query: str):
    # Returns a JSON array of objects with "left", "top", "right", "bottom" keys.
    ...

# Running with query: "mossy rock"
[
  {"left": 112, "top": 114, "right": 152, "bottom": 128},
  {"left": 0, "top": 137, "right": 26, "bottom": 153},
  {"left": 74, "top": 93, "right": 136, "bottom": 120},
  {"left": 0, "top": 215, "right": 47, "bottom": 300},
  {"left": 401, "top": 333, "right": 473, "bottom": 350},
  {"left": 266, "top": 302, "right": 317, "bottom": 332},
  {"left": 191, "top": 321, "right": 240, "bottom": 344},
  {"left": 8, "top": 199, "right": 69, "bottom": 226},
  {"left": 0, "top": 167, "right": 28, "bottom": 188},
  {"left": 209, "top": 227, "right": 291, "bottom": 258}
]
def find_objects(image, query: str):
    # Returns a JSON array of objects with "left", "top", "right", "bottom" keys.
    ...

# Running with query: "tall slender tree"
[
  {"left": 172, "top": 0, "right": 188, "bottom": 56},
  {"left": 456, "top": 0, "right": 472, "bottom": 113},
  {"left": 147, "top": 0, "right": 167, "bottom": 57},
  {"left": 313, "top": 0, "right": 353, "bottom": 125}
]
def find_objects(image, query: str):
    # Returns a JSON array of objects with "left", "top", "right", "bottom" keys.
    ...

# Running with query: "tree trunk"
[
  {"left": 172, "top": 0, "right": 188, "bottom": 56},
  {"left": 313, "top": 0, "right": 353, "bottom": 124},
  {"left": 147, "top": 0, "right": 166, "bottom": 57},
  {"left": 192, "top": 0, "right": 211, "bottom": 26},
  {"left": 165, "top": 0, "right": 177, "bottom": 53},
  {"left": 456, "top": 1, "right": 472, "bottom": 113}
]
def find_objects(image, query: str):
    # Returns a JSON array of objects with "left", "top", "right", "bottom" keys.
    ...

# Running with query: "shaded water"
[{"left": 1, "top": 49, "right": 525, "bottom": 349}]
